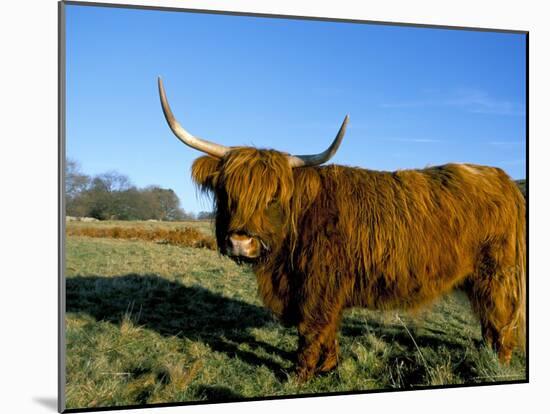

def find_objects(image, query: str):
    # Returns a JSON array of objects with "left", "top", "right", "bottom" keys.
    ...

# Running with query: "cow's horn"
[
  {"left": 288, "top": 115, "right": 349, "bottom": 168},
  {"left": 158, "top": 77, "right": 230, "bottom": 158}
]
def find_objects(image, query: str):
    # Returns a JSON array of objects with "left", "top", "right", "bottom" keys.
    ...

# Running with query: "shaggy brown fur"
[{"left": 191, "top": 148, "right": 526, "bottom": 382}]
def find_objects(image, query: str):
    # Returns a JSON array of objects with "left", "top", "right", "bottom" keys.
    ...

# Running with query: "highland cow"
[{"left": 158, "top": 78, "right": 526, "bottom": 382}]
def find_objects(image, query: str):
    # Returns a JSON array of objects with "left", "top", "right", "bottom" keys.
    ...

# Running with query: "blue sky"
[{"left": 65, "top": 4, "right": 526, "bottom": 214}]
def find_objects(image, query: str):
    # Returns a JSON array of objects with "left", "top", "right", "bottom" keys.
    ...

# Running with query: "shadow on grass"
[
  {"left": 341, "top": 313, "right": 526, "bottom": 386},
  {"left": 342, "top": 317, "right": 472, "bottom": 353},
  {"left": 66, "top": 273, "right": 291, "bottom": 382},
  {"left": 342, "top": 316, "right": 476, "bottom": 386},
  {"left": 195, "top": 385, "right": 243, "bottom": 401}
]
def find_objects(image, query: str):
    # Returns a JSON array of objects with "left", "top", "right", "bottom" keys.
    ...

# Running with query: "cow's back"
[{"left": 295, "top": 163, "right": 524, "bottom": 311}]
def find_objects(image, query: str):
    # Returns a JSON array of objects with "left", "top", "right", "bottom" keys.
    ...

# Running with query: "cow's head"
[{"left": 158, "top": 78, "right": 348, "bottom": 261}]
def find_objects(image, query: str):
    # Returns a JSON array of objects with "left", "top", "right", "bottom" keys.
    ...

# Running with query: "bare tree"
[
  {"left": 65, "top": 160, "right": 188, "bottom": 221},
  {"left": 197, "top": 211, "right": 214, "bottom": 220},
  {"left": 65, "top": 158, "right": 90, "bottom": 200}
]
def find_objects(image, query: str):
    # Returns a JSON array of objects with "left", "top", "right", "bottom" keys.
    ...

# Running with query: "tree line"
[{"left": 65, "top": 159, "right": 209, "bottom": 221}]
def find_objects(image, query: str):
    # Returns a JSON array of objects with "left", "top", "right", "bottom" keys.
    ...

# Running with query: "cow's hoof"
[
  {"left": 317, "top": 356, "right": 338, "bottom": 374},
  {"left": 498, "top": 348, "right": 513, "bottom": 365},
  {"left": 294, "top": 366, "right": 314, "bottom": 383}
]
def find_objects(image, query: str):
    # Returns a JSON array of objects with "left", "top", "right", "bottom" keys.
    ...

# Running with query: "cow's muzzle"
[{"left": 226, "top": 233, "right": 262, "bottom": 259}]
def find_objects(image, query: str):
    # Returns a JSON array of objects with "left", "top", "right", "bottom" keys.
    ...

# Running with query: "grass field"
[{"left": 64, "top": 220, "right": 526, "bottom": 410}]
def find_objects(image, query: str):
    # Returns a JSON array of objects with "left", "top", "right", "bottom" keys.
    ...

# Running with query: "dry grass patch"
[{"left": 67, "top": 224, "right": 216, "bottom": 250}]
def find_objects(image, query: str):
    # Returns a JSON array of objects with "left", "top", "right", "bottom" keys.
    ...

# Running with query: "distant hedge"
[{"left": 516, "top": 179, "right": 526, "bottom": 197}]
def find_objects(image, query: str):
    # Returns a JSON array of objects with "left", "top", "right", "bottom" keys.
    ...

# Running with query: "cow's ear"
[
  {"left": 192, "top": 156, "right": 220, "bottom": 192},
  {"left": 292, "top": 168, "right": 321, "bottom": 210}
]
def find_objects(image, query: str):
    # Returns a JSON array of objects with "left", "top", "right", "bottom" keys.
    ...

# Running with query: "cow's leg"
[
  {"left": 295, "top": 329, "right": 321, "bottom": 382},
  {"left": 466, "top": 279, "right": 516, "bottom": 363},
  {"left": 465, "top": 241, "right": 524, "bottom": 364},
  {"left": 317, "top": 332, "right": 339, "bottom": 373},
  {"left": 295, "top": 302, "right": 343, "bottom": 382}
]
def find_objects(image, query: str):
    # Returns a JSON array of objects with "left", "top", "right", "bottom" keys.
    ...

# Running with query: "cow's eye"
[{"left": 265, "top": 202, "right": 283, "bottom": 224}]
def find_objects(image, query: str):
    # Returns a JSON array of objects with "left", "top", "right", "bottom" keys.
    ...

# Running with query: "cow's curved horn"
[
  {"left": 158, "top": 77, "right": 230, "bottom": 158},
  {"left": 288, "top": 115, "right": 349, "bottom": 168}
]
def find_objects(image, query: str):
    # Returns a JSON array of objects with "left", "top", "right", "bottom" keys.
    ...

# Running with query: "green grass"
[{"left": 65, "top": 223, "right": 526, "bottom": 410}]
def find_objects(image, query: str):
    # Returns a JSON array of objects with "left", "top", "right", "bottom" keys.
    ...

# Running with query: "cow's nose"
[
  {"left": 228, "top": 234, "right": 252, "bottom": 248},
  {"left": 227, "top": 233, "right": 260, "bottom": 258}
]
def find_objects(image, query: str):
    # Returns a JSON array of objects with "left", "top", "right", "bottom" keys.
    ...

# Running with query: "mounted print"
[{"left": 59, "top": 1, "right": 528, "bottom": 412}]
